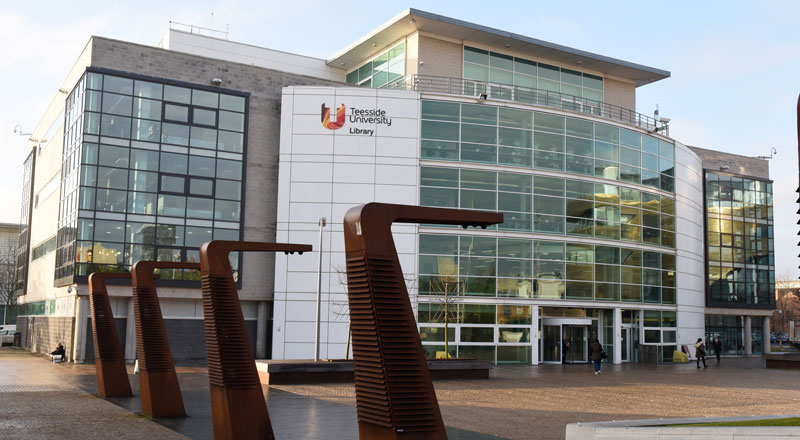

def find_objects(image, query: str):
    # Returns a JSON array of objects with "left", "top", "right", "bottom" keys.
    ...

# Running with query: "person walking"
[
  {"left": 711, "top": 335, "right": 722, "bottom": 364},
  {"left": 695, "top": 337, "right": 708, "bottom": 368},
  {"left": 562, "top": 336, "right": 570, "bottom": 363},
  {"left": 590, "top": 338, "right": 604, "bottom": 374}
]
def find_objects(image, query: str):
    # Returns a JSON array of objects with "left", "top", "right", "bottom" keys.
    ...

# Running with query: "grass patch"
[{"left": 669, "top": 417, "right": 800, "bottom": 427}]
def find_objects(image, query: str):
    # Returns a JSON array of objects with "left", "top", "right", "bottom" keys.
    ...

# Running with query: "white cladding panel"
[
  {"left": 673, "top": 141, "right": 706, "bottom": 346},
  {"left": 274, "top": 86, "right": 421, "bottom": 359}
]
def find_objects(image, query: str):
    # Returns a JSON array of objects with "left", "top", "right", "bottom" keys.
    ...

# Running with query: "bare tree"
[
  {"left": 773, "top": 270, "right": 800, "bottom": 345},
  {"left": 0, "top": 238, "right": 18, "bottom": 325},
  {"left": 418, "top": 273, "right": 463, "bottom": 358}
]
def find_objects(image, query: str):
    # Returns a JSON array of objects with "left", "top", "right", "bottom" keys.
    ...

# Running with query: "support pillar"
[
  {"left": 743, "top": 315, "right": 752, "bottom": 356},
  {"left": 256, "top": 301, "right": 268, "bottom": 359},
  {"left": 763, "top": 317, "right": 771, "bottom": 355},
  {"left": 72, "top": 296, "right": 90, "bottom": 363},
  {"left": 612, "top": 308, "right": 622, "bottom": 365},
  {"left": 124, "top": 298, "right": 137, "bottom": 362},
  {"left": 531, "top": 306, "right": 539, "bottom": 366}
]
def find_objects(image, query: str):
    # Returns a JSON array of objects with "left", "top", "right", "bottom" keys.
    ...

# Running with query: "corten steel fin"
[
  {"left": 131, "top": 261, "right": 200, "bottom": 418},
  {"left": 88, "top": 272, "right": 133, "bottom": 398},
  {"left": 199, "top": 240, "right": 311, "bottom": 440},
  {"left": 342, "top": 203, "right": 503, "bottom": 440}
]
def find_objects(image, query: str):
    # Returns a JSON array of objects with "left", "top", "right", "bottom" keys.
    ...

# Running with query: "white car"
[{"left": 0, "top": 329, "right": 15, "bottom": 346}]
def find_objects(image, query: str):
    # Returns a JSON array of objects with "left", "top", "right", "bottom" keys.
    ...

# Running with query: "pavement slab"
[{"left": 3, "top": 348, "right": 800, "bottom": 440}]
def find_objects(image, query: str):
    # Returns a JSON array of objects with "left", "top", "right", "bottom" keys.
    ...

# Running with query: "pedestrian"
[
  {"left": 590, "top": 338, "right": 604, "bottom": 374},
  {"left": 562, "top": 336, "right": 570, "bottom": 363},
  {"left": 695, "top": 337, "right": 707, "bottom": 368},
  {"left": 711, "top": 335, "right": 722, "bottom": 364}
]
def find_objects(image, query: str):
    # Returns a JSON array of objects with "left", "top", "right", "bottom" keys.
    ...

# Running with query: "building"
[{"left": 15, "top": 9, "right": 774, "bottom": 364}]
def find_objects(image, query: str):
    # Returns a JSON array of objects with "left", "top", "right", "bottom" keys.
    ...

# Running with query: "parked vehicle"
[
  {"left": 0, "top": 329, "right": 15, "bottom": 346},
  {"left": 0, "top": 325, "right": 16, "bottom": 333}
]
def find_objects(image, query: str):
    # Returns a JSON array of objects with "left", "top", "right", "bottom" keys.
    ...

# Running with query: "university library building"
[{"left": 14, "top": 9, "right": 774, "bottom": 366}]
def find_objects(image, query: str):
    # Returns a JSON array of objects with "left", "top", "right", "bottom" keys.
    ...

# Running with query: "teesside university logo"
[
  {"left": 320, "top": 102, "right": 393, "bottom": 136},
  {"left": 320, "top": 103, "right": 346, "bottom": 130}
]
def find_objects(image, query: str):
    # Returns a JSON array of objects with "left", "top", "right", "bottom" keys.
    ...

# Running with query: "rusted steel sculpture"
[
  {"left": 88, "top": 272, "right": 133, "bottom": 398},
  {"left": 130, "top": 261, "right": 200, "bottom": 418},
  {"left": 199, "top": 240, "right": 311, "bottom": 440},
  {"left": 343, "top": 203, "right": 503, "bottom": 440}
]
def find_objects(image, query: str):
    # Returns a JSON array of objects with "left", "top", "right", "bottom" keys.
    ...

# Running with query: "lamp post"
[{"left": 314, "top": 217, "right": 326, "bottom": 362}]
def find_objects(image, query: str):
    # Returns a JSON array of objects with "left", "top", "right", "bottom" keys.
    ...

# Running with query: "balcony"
[{"left": 385, "top": 75, "right": 669, "bottom": 136}]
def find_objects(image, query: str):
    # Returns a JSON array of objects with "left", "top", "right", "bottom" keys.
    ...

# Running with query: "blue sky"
[{"left": 1, "top": 1, "right": 798, "bottom": 277}]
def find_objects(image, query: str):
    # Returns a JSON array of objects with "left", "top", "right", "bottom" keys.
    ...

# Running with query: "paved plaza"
[{"left": 1, "top": 347, "right": 799, "bottom": 439}]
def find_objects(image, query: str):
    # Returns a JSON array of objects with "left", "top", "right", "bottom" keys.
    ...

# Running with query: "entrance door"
[
  {"left": 542, "top": 325, "right": 561, "bottom": 363},
  {"left": 564, "top": 325, "right": 588, "bottom": 363},
  {"left": 622, "top": 328, "right": 630, "bottom": 362}
]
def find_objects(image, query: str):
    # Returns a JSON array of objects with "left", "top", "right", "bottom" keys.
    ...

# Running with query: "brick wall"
[
  {"left": 16, "top": 315, "right": 75, "bottom": 360},
  {"left": 88, "top": 37, "right": 339, "bottom": 303},
  {"left": 418, "top": 35, "right": 462, "bottom": 79},
  {"left": 604, "top": 77, "right": 636, "bottom": 111}
]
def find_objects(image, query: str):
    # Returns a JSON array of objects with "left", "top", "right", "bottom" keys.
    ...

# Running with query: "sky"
[{"left": 1, "top": 1, "right": 798, "bottom": 278}]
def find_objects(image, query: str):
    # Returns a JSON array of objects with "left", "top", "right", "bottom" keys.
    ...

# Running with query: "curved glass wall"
[
  {"left": 418, "top": 234, "right": 676, "bottom": 304},
  {"left": 420, "top": 167, "right": 675, "bottom": 248},
  {"left": 421, "top": 100, "right": 675, "bottom": 193}
]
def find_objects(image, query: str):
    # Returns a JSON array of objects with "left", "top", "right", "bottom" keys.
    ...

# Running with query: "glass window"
[
  {"left": 129, "top": 149, "right": 159, "bottom": 171},
  {"left": 100, "top": 114, "right": 131, "bottom": 139},
  {"left": 103, "top": 75, "right": 133, "bottom": 95},
  {"left": 98, "top": 144, "right": 129, "bottom": 168},
  {"left": 217, "top": 130, "right": 243, "bottom": 153},
  {"left": 217, "top": 159, "right": 242, "bottom": 180},
  {"left": 422, "top": 101, "right": 460, "bottom": 122},
  {"left": 129, "top": 170, "right": 158, "bottom": 192},
  {"left": 134, "top": 80, "right": 162, "bottom": 99},
  {"left": 161, "top": 123, "right": 189, "bottom": 146},
  {"left": 219, "top": 94, "right": 245, "bottom": 112},
  {"left": 160, "top": 152, "right": 188, "bottom": 174},
  {"left": 216, "top": 179, "right": 241, "bottom": 200},
  {"left": 534, "top": 113, "right": 564, "bottom": 133},
  {"left": 190, "top": 126, "right": 217, "bottom": 149},
  {"left": 193, "top": 108, "right": 217, "bottom": 126},
  {"left": 218, "top": 111, "right": 244, "bottom": 132},
  {"left": 156, "top": 225, "right": 184, "bottom": 246},
  {"left": 132, "top": 119, "right": 160, "bottom": 142},
  {"left": 160, "top": 175, "right": 185, "bottom": 193},
  {"left": 96, "top": 167, "right": 128, "bottom": 190},
  {"left": 462, "top": 104, "right": 497, "bottom": 125},
  {"left": 192, "top": 90, "right": 218, "bottom": 108},
  {"left": 164, "top": 103, "right": 189, "bottom": 122},
  {"left": 214, "top": 200, "right": 240, "bottom": 222},
  {"left": 190, "top": 178, "right": 213, "bottom": 196},
  {"left": 102, "top": 93, "right": 132, "bottom": 116},
  {"left": 157, "top": 194, "right": 185, "bottom": 217}
]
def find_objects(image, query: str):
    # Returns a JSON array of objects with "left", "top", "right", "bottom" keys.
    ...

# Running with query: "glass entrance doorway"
[
  {"left": 541, "top": 318, "right": 593, "bottom": 364},
  {"left": 621, "top": 326, "right": 639, "bottom": 362},
  {"left": 563, "top": 325, "right": 588, "bottom": 363}
]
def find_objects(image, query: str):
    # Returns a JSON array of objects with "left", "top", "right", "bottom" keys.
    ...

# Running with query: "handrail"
[{"left": 382, "top": 74, "right": 669, "bottom": 136}]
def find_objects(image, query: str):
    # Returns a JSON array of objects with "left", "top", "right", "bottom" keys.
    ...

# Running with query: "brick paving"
[{"left": 2, "top": 347, "right": 800, "bottom": 439}]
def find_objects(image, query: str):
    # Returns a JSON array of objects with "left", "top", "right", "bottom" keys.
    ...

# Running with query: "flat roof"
[{"left": 328, "top": 8, "right": 670, "bottom": 87}]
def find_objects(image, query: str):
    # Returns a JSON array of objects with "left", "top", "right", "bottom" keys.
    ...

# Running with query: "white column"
[
  {"left": 72, "top": 296, "right": 90, "bottom": 363},
  {"left": 531, "top": 306, "right": 539, "bottom": 365},
  {"left": 613, "top": 308, "right": 622, "bottom": 364},
  {"left": 743, "top": 315, "right": 752, "bottom": 356},
  {"left": 124, "top": 298, "right": 137, "bottom": 362},
  {"left": 255, "top": 301, "right": 269, "bottom": 359},
  {"left": 763, "top": 317, "right": 770, "bottom": 355}
]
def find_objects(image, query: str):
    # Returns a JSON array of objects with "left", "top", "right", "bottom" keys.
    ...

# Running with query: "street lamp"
[{"left": 314, "top": 217, "right": 327, "bottom": 362}]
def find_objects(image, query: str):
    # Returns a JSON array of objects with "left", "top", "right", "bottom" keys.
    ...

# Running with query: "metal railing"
[
  {"left": 383, "top": 75, "right": 668, "bottom": 136},
  {"left": 169, "top": 21, "right": 229, "bottom": 40}
]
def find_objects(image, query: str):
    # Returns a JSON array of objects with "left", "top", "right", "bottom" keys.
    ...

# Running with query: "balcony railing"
[{"left": 383, "top": 75, "right": 669, "bottom": 136}]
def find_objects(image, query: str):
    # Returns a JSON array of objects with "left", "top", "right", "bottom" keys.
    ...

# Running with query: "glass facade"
[
  {"left": 418, "top": 234, "right": 675, "bottom": 303},
  {"left": 704, "top": 315, "right": 764, "bottom": 356},
  {"left": 345, "top": 42, "right": 405, "bottom": 88},
  {"left": 54, "top": 70, "right": 246, "bottom": 285},
  {"left": 421, "top": 167, "right": 675, "bottom": 248},
  {"left": 463, "top": 46, "right": 604, "bottom": 103},
  {"left": 704, "top": 172, "right": 774, "bottom": 306},
  {"left": 421, "top": 100, "right": 675, "bottom": 192},
  {"left": 416, "top": 96, "right": 679, "bottom": 364},
  {"left": 16, "top": 150, "right": 35, "bottom": 293}
]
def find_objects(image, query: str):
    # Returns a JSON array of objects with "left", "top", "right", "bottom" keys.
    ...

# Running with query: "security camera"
[{"left": 659, "top": 117, "right": 671, "bottom": 124}]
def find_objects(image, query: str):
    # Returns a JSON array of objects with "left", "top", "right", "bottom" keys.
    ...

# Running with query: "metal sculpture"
[
  {"left": 342, "top": 203, "right": 503, "bottom": 440},
  {"left": 199, "top": 240, "right": 311, "bottom": 440},
  {"left": 88, "top": 272, "right": 133, "bottom": 398},
  {"left": 130, "top": 261, "right": 200, "bottom": 418}
]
